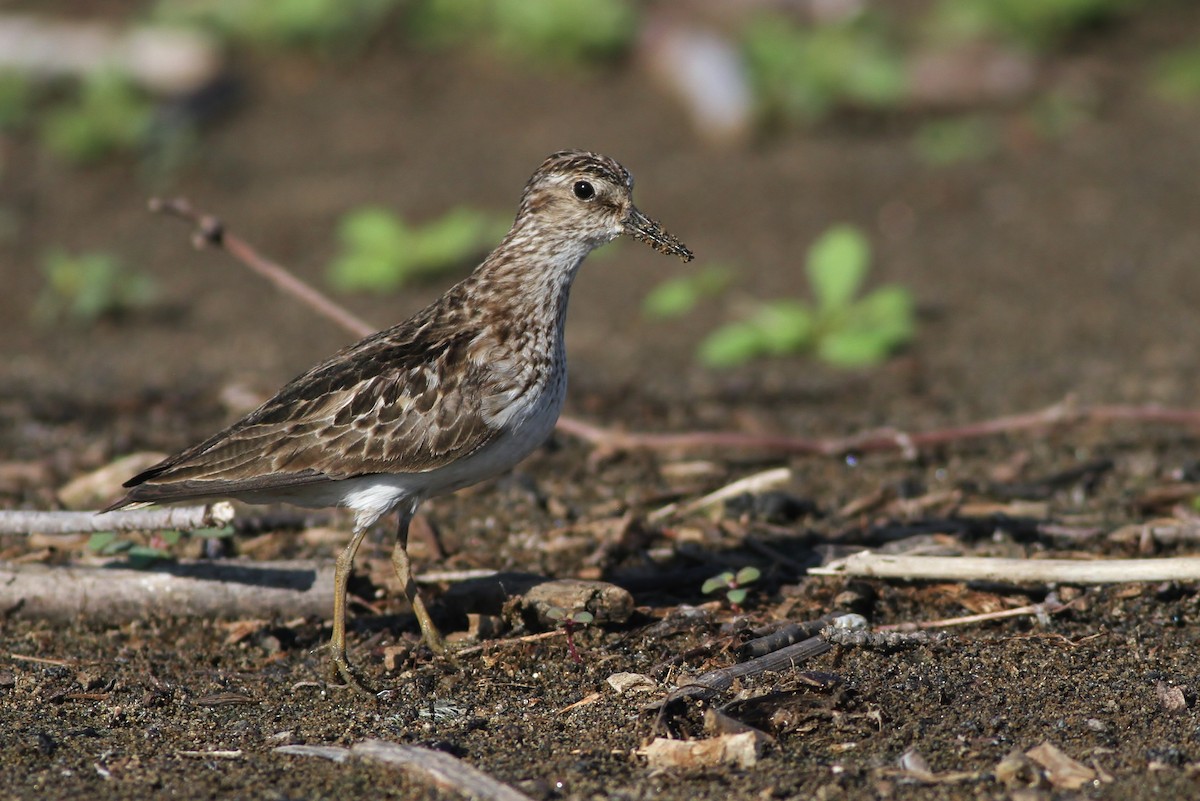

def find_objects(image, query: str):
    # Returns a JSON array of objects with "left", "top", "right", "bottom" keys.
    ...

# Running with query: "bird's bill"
[{"left": 624, "top": 207, "right": 694, "bottom": 262}]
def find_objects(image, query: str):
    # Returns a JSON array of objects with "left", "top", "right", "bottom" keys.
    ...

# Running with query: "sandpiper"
[{"left": 106, "top": 150, "right": 693, "bottom": 688}]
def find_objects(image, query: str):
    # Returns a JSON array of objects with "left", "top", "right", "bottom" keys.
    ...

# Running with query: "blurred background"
[{"left": 3, "top": 0, "right": 1200, "bottom": 472}]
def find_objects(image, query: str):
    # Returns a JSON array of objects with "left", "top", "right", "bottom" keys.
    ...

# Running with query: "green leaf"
[
  {"left": 40, "top": 72, "right": 152, "bottom": 164},
  {"left": 127, "top": 545, "right": 172, "bottom": 561},
  {"left": 912, "top": 117, "right": 997, "bottom": 166},
  {"left": 702, "top": 572, "right": 734, "bottom": 594},
  {"left": 698, "top": 323, "right": 765, "bottom": 368},
  {"left": 0, "top": 72, "right": 31, "bottom": 130},
  {"left": 546, "top": 606, "right": 566, "bottom": 620},
  {"left": 87, "top": 532, "right": 118, "bottom": 552},
  {"left": 160, "top": 530, "right": 184, "bottom": 546},
  {"left": 807, "top": 225, "right": 869, "bottom": 312},
  {"left": 193, "top": 525, "right": 236, "bottom": 539},
  {"left": 642, "top": 277, "right": 700, "bottom": 319},
  {"left": 570, "top": 611, "right": 594, "bottom": 625},
  {"left": 748, "top": 300, "right": 814, "bottom": 354},
  {"left": 726, "top": 588, "right": 748, "bottom": 605},
  {"left": 1153, "top": 46, "right": 1200, "bottom": 104},
  {"left": 643, "top": 266, "right": 732, "bottom": 320},
  {"left": 735, "top": 566, "right": 761, "bottom": 586},
  {"left": 34, "top": 250, "right": 157, "bottom": 326},
  {"left": 815, "top": 328, "right": 895, "bottom": 366}
]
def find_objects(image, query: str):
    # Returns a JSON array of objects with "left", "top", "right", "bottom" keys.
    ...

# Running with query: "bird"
[{"left": 105, "top": 150, "right": 693, "bottom": 689}]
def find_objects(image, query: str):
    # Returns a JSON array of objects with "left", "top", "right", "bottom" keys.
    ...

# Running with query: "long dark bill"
[{"left": 624, "top": 207, "right": 694, "bottom": 262}]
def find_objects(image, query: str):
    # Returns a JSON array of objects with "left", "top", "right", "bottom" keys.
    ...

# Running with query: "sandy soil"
[{"left": 4, "top": 5, "right": 1200, "bottom": 800}]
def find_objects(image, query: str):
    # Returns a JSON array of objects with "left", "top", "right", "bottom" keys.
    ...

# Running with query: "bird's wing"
[{"left": 112, "top": 311, "right": 515, "bottom": 507}]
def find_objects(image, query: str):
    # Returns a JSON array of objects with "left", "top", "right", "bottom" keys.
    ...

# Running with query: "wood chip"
[
  {"left": 640, "top": 732, "right": 762, "bottom": 770},
  {"left": 1026, "top": 741, "right": 1094, "bottom": 790},
  {"left": 606, "top": 672, "right": 657, "bottom": 695}
]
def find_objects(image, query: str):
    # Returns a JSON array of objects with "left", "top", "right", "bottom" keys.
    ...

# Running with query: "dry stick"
[
  {"left": 0, "top": 559, "right": 334, "bottom": 621},
  {"left": 810, "top": 552, "right": 1200, "bottom": 584},
  {"left": 277, "top": 740, "right": 536, "bottom": 801},
  {"left": 873, "top": 600, "right": 1075, "bottom": 632},
  {"left": 647, "top": 467, "right": 790, "bottom": 522},
  {"left": 150, "top": 197, "right": 376, "bottom": 340},
  {"left": 148, "top": 197, "right": 1200, "bottom": 460},
  {"left": 0, "top": 502, "right": 234, "bottom": 535}
]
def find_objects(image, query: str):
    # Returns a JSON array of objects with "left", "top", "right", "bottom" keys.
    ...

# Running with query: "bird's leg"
[
  {"left": 328, "top": 522, "right": 371, "bottom": 692},
  {"left": 392, "top": 504, "right": 445, "bottom": 654}
]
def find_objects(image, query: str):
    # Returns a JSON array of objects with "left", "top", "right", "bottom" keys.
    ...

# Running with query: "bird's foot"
[{"left": 326, "top": 648, "right": 376, "bottom": 695}]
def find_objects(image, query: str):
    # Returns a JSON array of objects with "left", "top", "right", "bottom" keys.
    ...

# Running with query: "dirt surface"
[{"left": 6, "top": 6, "right": 1200, "bottom": 800}]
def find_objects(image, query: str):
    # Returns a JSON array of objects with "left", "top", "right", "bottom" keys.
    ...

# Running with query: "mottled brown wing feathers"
[{"left": 114, "top": 298, "right": 506, "bottom": 507}]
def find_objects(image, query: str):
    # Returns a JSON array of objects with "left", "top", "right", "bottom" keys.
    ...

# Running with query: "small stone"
[{"left": 606, "top": 672, "right": 656, "bottom": 695}]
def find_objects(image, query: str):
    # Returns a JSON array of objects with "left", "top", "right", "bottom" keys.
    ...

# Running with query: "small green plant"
[
  {"left": 927, "top": 0, "right": 1138, "bottom": 51},
  {"left": 87, "top": 526, "right": 234, "bottom": 568},
  {"left": 912, "top": 116, "right": 998, "bottom": 166},
  {"left": 408, "top": 0, "right": 636, "bottom": 65},
  {"left": 327, "top": 206, "right": 509, "bottom": 294},
  {"left": 33, "top": 250, "right": 157, "bottom": 326},
  {"left": 699, "top": 225, "right": 914, "bottom": 368},
  {"left": 153, "top": 0, "right": 402, "bottom": 49},
  {"left": 702, "top": 566, "right": 761, "bottom": 611},
  {"left": 40, "top": 72, "right": 152, "bottom": 164},
  {"left": 0, "top": 72, "right": 32, "bottom": 130},
  {"left": 642, "top": 265, "right": 733, "bottom": 320},
  {"left": 1151, "top": 45, "right": 1200, "bottom": 104},
  {"left": 545, "top": 606, "right": 594, "bottom": 664},
  {"left": 742, "top": 11, "right": 905, "bottom": 124}
]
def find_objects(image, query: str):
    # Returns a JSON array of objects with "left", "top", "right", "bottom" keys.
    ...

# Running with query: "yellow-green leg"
[
  {"left": 392, "top": 505, "right": 445, "bottom": 654},
  {"left": 329, "top": 523, "right": 370, "bottom": 692}
]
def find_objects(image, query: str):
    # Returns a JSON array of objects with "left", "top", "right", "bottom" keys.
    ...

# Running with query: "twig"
[
  {"left": 150, "top": 197, "right": 376, "bottom": 339},
  {"left": 453, "top": 629, "right": 564, "bottom": 658},
  {"left": 810, "top": 552, "right": 1200, "bottom": 584},
  {"left": 874, "top": 600, "right": 1077, "bottom": 632},
  {"left": 650, "top": 631, "right": 835, "bottom": 712},
  {"left": 647, "top": 467, "right": 791, "bottom": 522},
  {"left": 0, "top": 559, "right": 334, "bottom": 621},
  {"left": 561, "top": 401, "right": 1200, "bottom": 457},
  {"left": 0, "top": 503, "right": 234, "bottom": 535},
  {"left": 149, "top": 198, "right": 1200, "bottom": 461},
  {"left": 277, "top": 740, "right": 535, "bottom": 801}
]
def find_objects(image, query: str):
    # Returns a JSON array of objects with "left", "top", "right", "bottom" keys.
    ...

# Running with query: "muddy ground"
[{"left": 5, "top": 5, "right": 1200, "bottom": 800}]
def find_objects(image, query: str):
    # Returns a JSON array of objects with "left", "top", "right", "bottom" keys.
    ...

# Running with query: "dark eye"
[{"left": 573, "top": 180, "right": 595, "bottom": 200}]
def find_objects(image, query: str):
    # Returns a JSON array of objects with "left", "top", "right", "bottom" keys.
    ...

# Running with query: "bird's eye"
[{"left": 573, "top": 180, "right": 595, "bottom": 200}]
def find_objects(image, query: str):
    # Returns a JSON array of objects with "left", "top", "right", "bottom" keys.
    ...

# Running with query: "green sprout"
[
  {"left": 742, "top": 11, "right": 905, "bottom": 124},
  {"left": 927, "top": 0, "right": 1137, "bottom": 51},
  {"left": 87, "top": 526, "right": 234, "bottom": 568},
  {"left": 32, "top": 250, "right": 157, "bottom": 326},
  {"left": 699, "top": 225, "right": 914, "bottom": 368},
  {"left": 1151, "top": 45, "right": 1200, "bottom": 104},
  {"left": 153, "top": 0, "right": 402, "bottom": 50},
  {"left": 545, "top": 606, "right": 594, "bottom": 664},
  {"left": 408, "top": 0, "right": 636, "bottom": 66},
  {"left": 327, "top": 205, "right": 509, "bottom": 294},
  {"left": 702, "top": 566, "right": 761, "bottom": 611},
  {"left": 912, "top": 116, "right": 998, "bottom": 166},
  {"left": 0, "top": 72, "right": 32, "bottom": 131},
  {"left": 40, "top": 72, "right": 152, "bottom": 164},
  {"left": 641, "top": 265, "right": 733, "bottom": 320}
]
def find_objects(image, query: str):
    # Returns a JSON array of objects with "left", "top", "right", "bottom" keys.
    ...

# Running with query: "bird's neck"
[{"left": 468, "top": 223, "right": 598, "bottom": 333}]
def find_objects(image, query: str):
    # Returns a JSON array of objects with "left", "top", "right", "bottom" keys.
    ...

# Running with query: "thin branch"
[
  {"left": 0, "top": 559, "right": 334, "bottom": 621},
  {"left": 561, "top": 400, "right": 1200, "bottom": 457},
  {"left": 277, "top": 740, "right": 536, "bottom": 801},
  {"left": 150, "top": 197, "right": 1200, "bottom": 461},
  {"left": 647, "top": 467, "right": 790, "bottom": 522},
  {"left": 810, "top": 552, "right": 1200, "bottom": 584},
  {"left": 0, "top": 502, "right": 234, "bottom": 535},
  {"left": 150, "top": 197, "right": 376, "bottom": 339}
]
